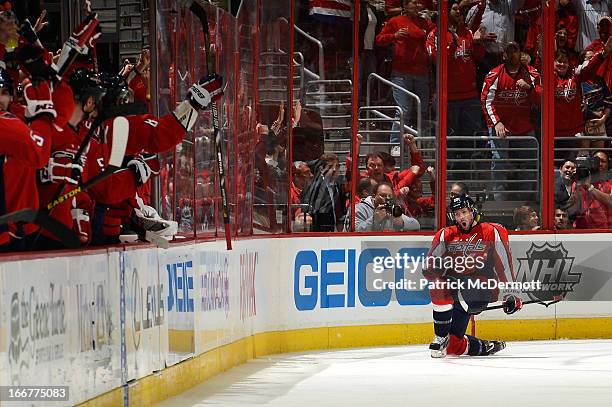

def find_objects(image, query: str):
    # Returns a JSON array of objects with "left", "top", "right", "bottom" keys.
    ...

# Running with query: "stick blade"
[{"left": 109, "top": 116, "right": 129, "bottom": 167}]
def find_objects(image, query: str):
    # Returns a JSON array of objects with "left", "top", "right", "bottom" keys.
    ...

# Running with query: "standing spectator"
[
  {"left": 427, "top": 1, "right": 486, "bottom": 179},
  {"left": 302, "top": 153, "right": 346, "bottom": 232},
  {"left": 554, "top": 207, "right": 572, "bottom": 230},
  {"left": 554, "top": 40, "right": 611, "bottom": 156},
  {"left": 466, "top": 0, "right": 525, "bottom": 68},
  {"left": 359, "top": 1, "right": 385, "bottom": 104},
  {"left": 555, "top": 25, "right": 579, "bottom": 67},
  {"left": 572, "top": 0, "right": 610, "bottom": 52},
  {"left": 556, "top": 0, "right": 579, "bottom": 51},
  {"left": 580, "top": 48, "right": 611, "bottom": 143},
  {"left": 376, "top": 0, "right": 435, "bottom": 146},
  {"left": 584, "top": 17, "right": 612, "bottom": 92},
  {"left": 481, "top": 41, "right": 541, "bottom": 201}
]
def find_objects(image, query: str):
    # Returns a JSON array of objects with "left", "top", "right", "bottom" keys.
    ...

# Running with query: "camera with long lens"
[
  {"left": 384, "top": 196, "right": 403, "bottom": 218},
  {"left": 575, "top": 156, "right": 599, "bottom": 181}
]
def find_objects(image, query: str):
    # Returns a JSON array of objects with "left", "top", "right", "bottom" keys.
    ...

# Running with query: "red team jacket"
[
  {"left": 376, "top": 14, "right": 435, "bottom": 76},
  {"left": 481, "top": 64, "right": 542, "bottom": 135},
  {"left": 0, "top": 112, "right": 54, "bottom": 244},
  {"left": 554, "top": 53, "right": 605, "bottom": 137},
  {"left": 426, "top": 27, "right": 485, "bottom": 101},
  {"left": 585, "top": 39, "right": 612, "bottom": 95}
]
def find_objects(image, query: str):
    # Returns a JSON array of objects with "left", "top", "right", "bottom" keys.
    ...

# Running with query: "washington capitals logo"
[
  {"left": 516, "top": 242, "right": 580, "bottom": 301},
  {"left": 447, "top": 234, "right": 486, "bottom": 256},
  {"left": 555, "top": 81, "right": 577, "bottom": 102}
]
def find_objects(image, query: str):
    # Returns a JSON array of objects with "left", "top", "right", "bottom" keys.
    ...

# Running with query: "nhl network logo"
[{"left": 516, "top": 242, "right": 581, "bottom": 301}]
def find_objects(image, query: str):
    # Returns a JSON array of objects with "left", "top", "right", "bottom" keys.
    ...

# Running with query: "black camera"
[
  {"left": 384, "top": 196, "right": 403, "bottom": 218},
  {"left": 575, "top": 156, "right": 600, "bottom": 180}
]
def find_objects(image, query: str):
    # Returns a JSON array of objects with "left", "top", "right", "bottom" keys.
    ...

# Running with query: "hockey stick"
[
  {"left": 180, "top": 0, "right": 232, "bottom": 250},
  {"left": 482, "top": 298, "right": 562, "bottom": 312},
  {"left": 0, "top": 117, "right": 130, "bottom": 248}
]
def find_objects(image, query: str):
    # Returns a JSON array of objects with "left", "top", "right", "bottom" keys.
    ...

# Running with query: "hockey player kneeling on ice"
[{"left": 424, "top": 195, "right": 523, "bottom": 358}]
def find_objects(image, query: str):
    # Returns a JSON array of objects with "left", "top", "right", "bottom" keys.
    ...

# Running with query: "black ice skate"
[
  {"left": 429, "top": 335, "right": 449, "bottom": 358},
  {"left": 482, "top": 340, "right": 506, "bottom": 356}
]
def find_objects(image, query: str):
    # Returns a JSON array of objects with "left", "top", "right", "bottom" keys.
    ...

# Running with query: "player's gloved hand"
[
  {"left": 71, "top": 207, "right": 91, "bottom": 245},
  {"left": 127, "top": 153, "right": 160, "bottom": 186},
  {"left": 52, "top": 13, "right": 100, "bottom": 79},
  {"left": 502, "top": 295, "right": 523, "bottom": 315},
  {"left": 188, "top": 74, "right": 223, "bottom": 110},
  {"left": 23, "top": 79, "right": 56, "bottom": 120},
  {"left": 39, "top": 151, "right": 84, "bottom": 185}
]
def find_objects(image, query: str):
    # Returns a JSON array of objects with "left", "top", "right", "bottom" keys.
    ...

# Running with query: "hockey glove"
[
  {"left": 51, "top": 13, "right": 100, "bottom": 80},
  {"left": 502, "top": 295, "right": 523, "bottom": 315},
  {"left": 127, "top": 154, "right": 160, "bottom": 186},
  {"left": 71, "top": 206, "right": 91, "bottom": 245},
  {"left": 188, "top": 74, "right": 223, "bottom": 110},
  {"left": 23, "top": 79, "right": 56, "bottom": 120},
  {"left": 39, "top": 151, "right": 84, "bottom": 185}
]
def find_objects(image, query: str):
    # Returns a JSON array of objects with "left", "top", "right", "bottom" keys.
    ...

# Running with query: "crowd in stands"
[{"left": 271, "top": 0, "right": 612, "bottom": 232}]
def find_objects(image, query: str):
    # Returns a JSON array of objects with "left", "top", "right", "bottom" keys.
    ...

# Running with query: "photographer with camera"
[
  {"left": 355, "top": 182, "right": 420, "bottom": 232},
  {"left": 570, "top": 152, "right": 612, "bottom": 229}
]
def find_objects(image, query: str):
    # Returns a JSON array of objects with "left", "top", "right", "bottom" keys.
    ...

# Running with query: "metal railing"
[
  {"left": 444, "top": 135, "right": 541, "bottom": 200},
  {"left": 553, "top": 136, "right": 610, "bottom": 167},
  {"left": 366, "top": 73, "right": 421, "bottom": 138},
  {"left": 278, "top": 17, "right": 325, "bottom": 81}
]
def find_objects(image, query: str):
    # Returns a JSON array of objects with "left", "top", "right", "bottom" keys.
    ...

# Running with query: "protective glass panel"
[
  {"left": 355, "top": 0, "right": 439, "bottom": 232},
  {"left": 253, "top": 3, "right": 292, "bottom": 233},
  {"left": 553, "top": 1, "right": 611, "bottom": 230},
  {"left": 290, "top": 0, "right": 355, "bottom": 233},
  {"left": 446, "top": 0, "right": 544, "bottom": 230},
  {"left": 235, "top": 0, "right": 258, "bottom": 236},
  {"left": 153, "top": 0, "right": 178, "bottom": 222}
]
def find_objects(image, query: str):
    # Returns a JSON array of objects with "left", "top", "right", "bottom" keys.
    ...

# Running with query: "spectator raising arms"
[{"left": 554, "top": 39, "right": 611, "bottom": 154}]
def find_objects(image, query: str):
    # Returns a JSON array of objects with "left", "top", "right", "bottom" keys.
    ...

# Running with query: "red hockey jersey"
[
  {"left": 36, "top": 122, "right": 85, "bottom": 240},
  {"left": 0, "top": 112, "right": 54, "bottom": 244},
  {"left": 424, "top": 222, "right": 515, "bottom": 284},
  {"left": 480, "top": 64, "right": 542, "bottom": 135}
]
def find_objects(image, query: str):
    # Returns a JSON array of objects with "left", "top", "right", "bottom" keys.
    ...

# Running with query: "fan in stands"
[{"left": 424, "top": 194, "right": 523, "bottom": 358}]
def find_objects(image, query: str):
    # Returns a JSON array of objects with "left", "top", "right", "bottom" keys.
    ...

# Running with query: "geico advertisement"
[
  {"left": 292, "top": 237, "right": 612, "bottom": 312},
  {"left": 293, "top": 244, "right": 432, "bottom": 310}
]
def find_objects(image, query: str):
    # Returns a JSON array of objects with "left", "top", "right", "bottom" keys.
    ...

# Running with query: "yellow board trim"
[{"left": 77, "top": 317, "right": 612, "bottom": 407}]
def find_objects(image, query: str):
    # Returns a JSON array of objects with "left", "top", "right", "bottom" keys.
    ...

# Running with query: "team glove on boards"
[
  {"left": 188, "top": 74, "right": 223, "bottom": 109},
  {"left": 173, "top": 74, "right": 224, "bottom": 132},
  {"left": 502, "top": 295, "right": 523, "bottom": 315}
]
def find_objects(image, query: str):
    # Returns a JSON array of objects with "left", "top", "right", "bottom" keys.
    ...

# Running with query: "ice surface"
[{"left": 155, "top": 340, "right": 612, "bottom": 407}]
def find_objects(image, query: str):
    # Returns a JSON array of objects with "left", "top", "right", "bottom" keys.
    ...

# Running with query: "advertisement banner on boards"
[
  {"left": 124, "top": 248, "right": 165, "bottom": 381},
  {"left": 0, "top": 253, "right": 121, "bottom": 405}
]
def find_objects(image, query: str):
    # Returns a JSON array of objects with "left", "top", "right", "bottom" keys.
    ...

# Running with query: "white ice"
[{"left": 155, "top": 340, "right": 612, "bottom": 407}]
